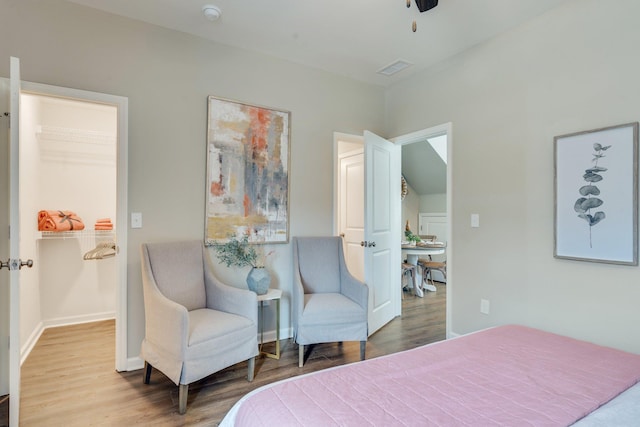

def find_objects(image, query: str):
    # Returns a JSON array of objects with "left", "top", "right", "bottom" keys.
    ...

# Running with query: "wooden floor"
[{"left": 19, "top": 283, "right": 445, "bottom": 426}]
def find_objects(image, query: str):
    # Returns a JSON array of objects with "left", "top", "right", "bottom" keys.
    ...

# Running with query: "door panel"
[
  {"left": 9, "top": 55, "right": 22, "bottom": 427},
  {"left": 0, "top": 77, "right": 10, "bottom": 405},
  {"left": 364, "top": 131, "right": 400, "bottom": 334}
]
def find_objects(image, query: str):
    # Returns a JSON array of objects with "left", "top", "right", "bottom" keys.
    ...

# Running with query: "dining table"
[{"left": 401, "top": 243, "right": 446, "bottom": 297}]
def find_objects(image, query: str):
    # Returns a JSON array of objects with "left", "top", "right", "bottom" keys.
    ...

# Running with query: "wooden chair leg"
[
  {"left": 360, "top": 341, "right": 366, "bottom": 361},
  {"left": 178, "top": 384, "right": 188, "bottom": 415},
  {"left": 299, "top": 344, "right": 304, "bottom": 367},
  {"left": 143, "top": 361, "right": 152, "bottom": 384},
  {"left": 247, "top": 357, "right": 255, "bottom": 382}
]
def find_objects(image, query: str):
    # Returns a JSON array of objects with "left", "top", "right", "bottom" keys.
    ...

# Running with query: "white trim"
[{"left": 20, "top": 80, "right": 129, "bottom": 372}]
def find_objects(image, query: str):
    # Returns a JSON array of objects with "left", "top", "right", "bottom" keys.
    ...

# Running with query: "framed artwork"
[
  {"left": 554, "top": 122, "right": 638, "bottom": 265},
  {"left": 205, "top": 96, "right": 290, "bottom": 245}
]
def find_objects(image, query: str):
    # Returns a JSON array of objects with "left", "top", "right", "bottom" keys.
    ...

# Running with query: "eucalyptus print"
[{"left": 574, "top": 143, "right": 611, "bottom": 248}]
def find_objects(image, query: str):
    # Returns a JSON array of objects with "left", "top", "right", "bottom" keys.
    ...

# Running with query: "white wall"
[
  {"left": 401, "top": 182, "right": 420, "bottom": 238},
  {"left": 35, "top": 96, "right": 117, "bottom": 325},
  {"left": 420, "top": 193, "right": 446, "bottom": 213},
  {"left": 0, "top": 0, "right": 385, "bottom": 361},
  {"left": 386, "top": 0, "right": 640, "bottom": 353}
]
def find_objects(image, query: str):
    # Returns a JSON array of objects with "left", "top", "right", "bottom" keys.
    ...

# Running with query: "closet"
[{"left": 19, "top": 93, "right": 117, "bottom": 359}]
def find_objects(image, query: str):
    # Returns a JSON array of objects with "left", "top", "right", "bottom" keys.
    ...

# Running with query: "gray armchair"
[
  {"left": 292, "top": 236, "right": 369, "bottom": 367},
  {"left": 140, "top": 241, "right": 258, "bottom": 414}
]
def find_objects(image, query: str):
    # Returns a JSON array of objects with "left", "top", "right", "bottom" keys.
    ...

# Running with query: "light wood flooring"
[{"left": 18, "top": 283, "right": 445, "bottom": 426}]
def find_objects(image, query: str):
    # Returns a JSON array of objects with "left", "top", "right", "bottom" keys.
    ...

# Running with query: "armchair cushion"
[
  {"left": 188, "top": 309, "right": 254, "bottom": 347},
  {"left": 301, "top": 293, "right": 366, "bottom": 326}
]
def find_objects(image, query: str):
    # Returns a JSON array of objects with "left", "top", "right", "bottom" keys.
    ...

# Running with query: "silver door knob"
[{"left": 0, "top": 258, "right": 34, "bottom": 270}]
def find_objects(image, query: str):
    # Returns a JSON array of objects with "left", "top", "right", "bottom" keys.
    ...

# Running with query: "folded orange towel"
[
  {"left": 95, "top": 224, "right": 113, "bottom": 230},
  {"left": 95, "top": 218, "right": 112, "bottom": 224},
  {"left": 38, "top": 210, "right": 85, "bottom": 231}
]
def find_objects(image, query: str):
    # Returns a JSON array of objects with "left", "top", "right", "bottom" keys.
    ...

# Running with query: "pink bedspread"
[{"left": 229, "top": 325, "right": 640, "bottom": 426}]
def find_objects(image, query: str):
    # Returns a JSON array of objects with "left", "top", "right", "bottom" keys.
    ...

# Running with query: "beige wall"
[
  {"left": 386, "top": 0, "right": 640, "bottom": 353},
  {"left": 0, "top": 0, "right": 385, "bottom": 361}
]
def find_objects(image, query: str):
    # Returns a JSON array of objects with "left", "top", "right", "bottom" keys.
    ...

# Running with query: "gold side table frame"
[{"left": 257, "top": 288, "right": 282, "bottom": 359}]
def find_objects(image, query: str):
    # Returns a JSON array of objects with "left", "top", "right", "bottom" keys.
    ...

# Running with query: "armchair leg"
[
  {"left": 143, "top": 361, "right": 152, "bottom": 384},
  {"left": 178, "top": 384, "right": 188, "bottom": 415},
  {"left": 247, "top": 357, "right": 255, "bottom": 382},
  {"left": 360, "top": 341, "right": 366, "bottom": 361},
  {"left": 298, "top": 344, "right": 304, "bottom": 367}
]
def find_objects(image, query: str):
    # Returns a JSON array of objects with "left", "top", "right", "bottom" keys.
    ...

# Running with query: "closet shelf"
[{"left": 38, "top": 230, "right": 115, "bottom": 240}]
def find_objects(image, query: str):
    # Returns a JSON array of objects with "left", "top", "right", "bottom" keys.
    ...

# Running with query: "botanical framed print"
[
  {"left": 554, "top": 122, "right": 638, "bottom": 265},
  {"left": 205, "top": 96, "right": 290, "bottom": 245}
]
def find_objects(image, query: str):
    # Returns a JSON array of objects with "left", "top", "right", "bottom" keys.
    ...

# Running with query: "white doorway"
[
  {"left": 1, "top": 70, "right": 128, "bottom": 425},
  {"left": 393, "top": 123, "right": 452, "bottom": 338},
  {"left": 335, "top": 123, "right": 452, "bottom": 338},
  {"left": 17, "top": 83, "right": 128, "bottom": 369},
  {"left": 334, "top": 131, "right": 400, "bottom": 335}
]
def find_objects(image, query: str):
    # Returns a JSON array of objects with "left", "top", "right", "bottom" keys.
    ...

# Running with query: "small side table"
[{"left": 257, "top": 288, "right": 282, "bottom": 359}]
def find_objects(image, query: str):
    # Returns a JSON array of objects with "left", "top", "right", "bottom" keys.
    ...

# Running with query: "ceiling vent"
[{"left": 377, "top": 60, "right": 413, "bottom": 77}]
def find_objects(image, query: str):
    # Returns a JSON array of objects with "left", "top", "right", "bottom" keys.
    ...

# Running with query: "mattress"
[{"left": 221, "top": 325, "right": 640, "bottom": 426}]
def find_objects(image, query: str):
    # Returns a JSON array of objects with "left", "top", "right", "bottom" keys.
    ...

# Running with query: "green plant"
[
  {"left": 405, "top": 229, "right": 421, "bottom": 243},
  {"left": 574, "top": 142, "right": 611, "bottom": 248},
  {"left": 213, "top": 234, "right": 274, "bottom": 268},
  {"left": 213, "top": 234, "right": 258, "bottom": 268}
]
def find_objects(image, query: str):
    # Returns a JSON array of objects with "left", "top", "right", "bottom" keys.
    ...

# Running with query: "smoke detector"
[{"left": 202, "top": 5, "right": 222, "bottom": 21}]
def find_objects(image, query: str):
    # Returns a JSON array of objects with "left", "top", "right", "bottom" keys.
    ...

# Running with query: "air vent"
[{"left": 377, "top": 60, "right": 413, "bottom": 76}]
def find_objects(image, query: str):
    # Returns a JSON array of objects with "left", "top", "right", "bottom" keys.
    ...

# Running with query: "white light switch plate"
[
  {"left": 471, "top": 213, "right": 480, "bottom": 228},
  {"left": 131, "top": 212, "right": 142, "bottom": 229}
]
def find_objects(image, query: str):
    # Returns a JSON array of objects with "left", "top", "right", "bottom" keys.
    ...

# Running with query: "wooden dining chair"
[{"left": 401, "top": 262, "right": 417, "bottom": 299}]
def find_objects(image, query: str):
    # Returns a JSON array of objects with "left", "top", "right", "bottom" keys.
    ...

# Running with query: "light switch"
[
  {"left": 131, "top": 212, "right": 143, "bottom": 229},
  {"left": 471, "top": 213, "right": 480, "bottom": 228}
]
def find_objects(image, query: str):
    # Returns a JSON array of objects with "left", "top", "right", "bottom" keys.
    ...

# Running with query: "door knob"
[
  {"left": 20, "top": 259, "right": 34, "bottom": 269},
  {"left": 0, "top": 258, "right": 34, "bottom": 270}
]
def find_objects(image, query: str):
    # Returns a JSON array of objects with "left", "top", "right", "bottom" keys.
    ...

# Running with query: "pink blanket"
[{"left": 229, "top": 325, "right": 640, "bottom": 426}]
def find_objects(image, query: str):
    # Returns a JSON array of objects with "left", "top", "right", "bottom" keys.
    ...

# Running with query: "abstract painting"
[
  {"left": 554, "top": 122, "right": 638, "bottom": 265},
  {"left": 205, "top": 96, "right": 290, "bottom": 244}
]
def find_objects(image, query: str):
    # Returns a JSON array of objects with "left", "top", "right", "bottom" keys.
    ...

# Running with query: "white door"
[
  {"left": 339, "top": 150, "right": 364, "bottom": 281},
  {"left": 364, "top": 131, "right": 401, "bottom": 334},
  {"left": 8, "top": 56, "right": 33, "bottom": 427}
]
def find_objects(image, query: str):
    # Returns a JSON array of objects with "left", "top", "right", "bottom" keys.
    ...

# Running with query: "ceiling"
[
  {"left": 402, "top": 137, "right": 447, "bottom": 196},
  {"left": 66, "top": 0, "right": 570, "bottom": 87},
  {"left": 65, "top": 0, "right": 569, "bottom": 196}
]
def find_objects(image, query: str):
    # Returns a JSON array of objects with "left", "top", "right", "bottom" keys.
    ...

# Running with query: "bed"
[{"left": 220, "top": 325, "right": 640, "bottom": 426}]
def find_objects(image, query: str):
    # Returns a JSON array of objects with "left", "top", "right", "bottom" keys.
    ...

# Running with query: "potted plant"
[
  {"left": 213, "top": 234, "right": 273, "bottom": 294},
  {"left": 404, "top": 220, "right": 421, "bottom": 246}
]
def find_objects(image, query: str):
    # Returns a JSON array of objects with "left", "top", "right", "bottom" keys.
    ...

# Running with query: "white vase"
[{"left": 246, "top": 267, "right": 271, "bottom": 295}]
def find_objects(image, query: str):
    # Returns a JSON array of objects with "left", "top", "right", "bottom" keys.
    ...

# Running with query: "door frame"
[
  {"left": 21, "top": 80, "right": 128, "bottom": 371},
  {"left": 392, "top": 122, "right": 453, "bottom": 338}
]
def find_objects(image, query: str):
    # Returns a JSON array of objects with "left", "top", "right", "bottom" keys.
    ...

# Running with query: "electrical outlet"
[{"left": 480, "top": 299, "right": 490, "bottom": 315}]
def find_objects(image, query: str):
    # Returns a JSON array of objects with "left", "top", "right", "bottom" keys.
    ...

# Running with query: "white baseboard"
[
  {"left": 42, "top": 311, "right": 115, "bottom": 329},
  {"left": 127, "top": 356, "right": 145, "bottom": 371},
  {"left": 20, "top": 312, "right": 116, "bottom": 366},
  {"left": 20, "top": 321, "right": 44, "bottom": 366}
]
